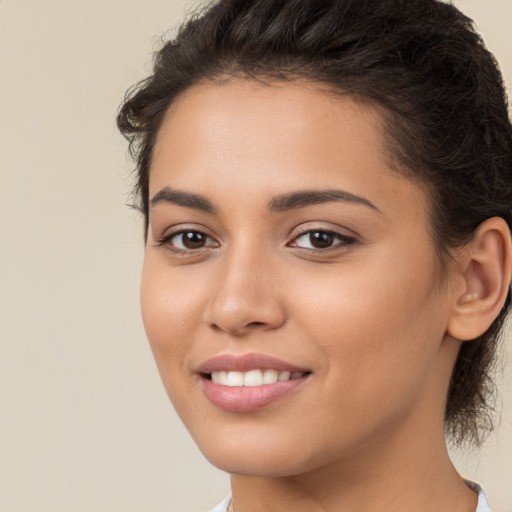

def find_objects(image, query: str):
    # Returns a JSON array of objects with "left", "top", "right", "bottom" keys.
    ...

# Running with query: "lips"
[
  {"left": 197, "top": 353, "right": 309, "bottom": 374},
  {"left": 197, "top": 353, "right": 311, "bottom": 412}
]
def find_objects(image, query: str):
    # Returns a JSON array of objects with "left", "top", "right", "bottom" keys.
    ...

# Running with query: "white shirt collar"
[{"left": 465, "top": 480, "right": 491, "bottom": 512}]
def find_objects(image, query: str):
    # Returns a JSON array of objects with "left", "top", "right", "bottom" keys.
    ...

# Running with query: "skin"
[{"left": 141, "top": 79, "right": 486, "bottom": 511}]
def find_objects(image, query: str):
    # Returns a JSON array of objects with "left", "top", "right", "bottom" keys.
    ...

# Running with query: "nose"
[{"left": 203, "top": 247, "right": 287, "bottom": 337}]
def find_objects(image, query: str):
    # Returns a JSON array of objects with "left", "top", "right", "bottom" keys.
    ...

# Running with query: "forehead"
[
  {"left": 155, "top": 79, "right": 383, "bottom": 164},
  {"left": 150, "top": 78, "right": 428, "bottom": 221}
]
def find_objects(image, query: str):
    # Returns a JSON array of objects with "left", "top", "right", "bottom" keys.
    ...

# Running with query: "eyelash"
[
  {"left": 154, "top": 228, "right": 356, "bottom": 255},
  {"left": 154, "top": 228, "right": 216, "bottom": 254},
  {"left": 289, "top": 228, "right": 357, "bottom": 253}
]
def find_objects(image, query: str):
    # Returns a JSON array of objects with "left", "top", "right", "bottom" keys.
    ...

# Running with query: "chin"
[
  {"left": 190, "top": 425, "right": 325, "bottom": 478},
  {"left": 206, "top": 451, "right": 310, "bottom": 478}
]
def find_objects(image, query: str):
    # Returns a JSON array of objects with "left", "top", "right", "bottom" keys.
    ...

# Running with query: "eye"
[
  {"left": 156, "top": 229, "right": 218, "bottom": 251},
  {"left": 289, "top": 229, "right": 356, "bottom": 250}
]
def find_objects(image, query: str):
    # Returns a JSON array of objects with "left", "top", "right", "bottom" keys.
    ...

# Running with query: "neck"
[{"left": 229, "top": 422, "right": 478, "bottom": 512}]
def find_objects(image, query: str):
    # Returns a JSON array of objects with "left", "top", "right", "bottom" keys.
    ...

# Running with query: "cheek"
[
  {"left": 291, "top": 250, "right": 445, "bottom": 398},
  {"left": 140, "top": 257, "right": 204, "bottom": 380}
]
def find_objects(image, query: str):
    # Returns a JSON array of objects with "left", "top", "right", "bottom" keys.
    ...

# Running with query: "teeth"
[
  {"left": 226, "top": 371, "right": 244, "bottom": 386},
  {"left": 262, "top": 369, "right": 279, "bottom": 384},
  {"left": 244, "top": 369, "right": 263, "bottom": 386},
  {"left": 211, "top": 369, "right": 304, "bottom": 387}
]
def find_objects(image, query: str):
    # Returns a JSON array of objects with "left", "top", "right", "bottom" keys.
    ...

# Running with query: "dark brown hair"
[{"left": 117, "top": 0, "right": 512, "bottom": 445}]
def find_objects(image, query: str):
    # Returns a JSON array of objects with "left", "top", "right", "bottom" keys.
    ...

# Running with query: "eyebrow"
[
  {"left": 268, "top": 189, "right": 380, "bottom": 213},
  {"left": 150, "top": 187, "right": 380, "bottom": 214},
  {"left": 150, "top": 187, "right": 217, "bottom": 214}
]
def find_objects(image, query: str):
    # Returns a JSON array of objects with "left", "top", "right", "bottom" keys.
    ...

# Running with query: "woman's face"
[{"left": 141, "top": 79, "right": 459, "bottom": 477}]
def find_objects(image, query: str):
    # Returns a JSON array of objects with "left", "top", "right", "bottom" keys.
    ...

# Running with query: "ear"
[{"left": 447, "top": 217, "right": 512, "bottom": 341}]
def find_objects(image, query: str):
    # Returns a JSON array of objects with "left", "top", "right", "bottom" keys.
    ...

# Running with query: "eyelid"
[{"left": 290, "top": 219, "right": 359, "bottom": 236}]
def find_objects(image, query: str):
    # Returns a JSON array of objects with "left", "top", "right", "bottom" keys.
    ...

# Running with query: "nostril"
[{"left": 204, "top": 297, "right": 287, "bottom": 335}]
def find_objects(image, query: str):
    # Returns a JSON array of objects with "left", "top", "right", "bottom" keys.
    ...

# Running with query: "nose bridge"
[{"left": 205, "top": 236, "right": 285, "bottom": 335}]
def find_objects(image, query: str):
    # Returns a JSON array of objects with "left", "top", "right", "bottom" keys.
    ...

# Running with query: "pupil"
[
  {"left": 183, "top": 232, "right": 205, "bottom": 249},
  {"left": 310, "top": 231, "right": 333, "bottom": 248}
]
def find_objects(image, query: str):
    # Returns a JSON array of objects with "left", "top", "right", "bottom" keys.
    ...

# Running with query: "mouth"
[
  {"left": 197, "top": 353, "right": 312, "bottom": 412},
  {"left": 206, "top": 369, "right": 309, "bottom": 386}
]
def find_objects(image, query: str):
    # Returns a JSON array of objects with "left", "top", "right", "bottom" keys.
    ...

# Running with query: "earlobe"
[{"left": 447, "top": 217, "right": 512, "bottom": 341}]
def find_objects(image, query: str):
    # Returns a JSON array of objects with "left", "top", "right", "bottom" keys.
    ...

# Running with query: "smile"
[
  {"left": 210, "top": 369, "right": 306, "bottom": 386},
  {"left": 197, "top": 354, "right": 312, "bottom": 412}
]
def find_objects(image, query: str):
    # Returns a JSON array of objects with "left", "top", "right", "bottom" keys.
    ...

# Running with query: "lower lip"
[{"left": 201, "top": 376, "right": 309, "bottom": 412}]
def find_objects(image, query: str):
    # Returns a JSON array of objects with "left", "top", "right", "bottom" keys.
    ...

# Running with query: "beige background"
[{"left": 1, "top": 0, "right": 511, "bottom": 510}]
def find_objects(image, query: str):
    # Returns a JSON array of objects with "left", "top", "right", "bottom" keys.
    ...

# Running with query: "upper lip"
[{"left": 196, "top": 353, "right": 310, "bottom": 374}]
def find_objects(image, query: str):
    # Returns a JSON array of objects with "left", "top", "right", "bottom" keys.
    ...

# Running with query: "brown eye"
[
  {"left": 290, "top": 229, "right": 356, "bottom": 251},
  {"left": 180, "top": 231, "right": 208, "bottom": 249},
  {"left": 309, "top": 231, "right": 335, "bottom": 248},
  {"left": 156, "top": 229, "right": 218, "bottom": 251}
]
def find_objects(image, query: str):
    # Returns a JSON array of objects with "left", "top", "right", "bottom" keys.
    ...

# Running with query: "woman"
[{"left": 117, "top": 0, "right": 512, "bottom": 510}]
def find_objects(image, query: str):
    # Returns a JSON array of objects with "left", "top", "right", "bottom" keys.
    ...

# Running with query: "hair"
[{"left": 117, "top": 0, "right": 512, "bottom": 445}]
